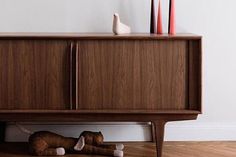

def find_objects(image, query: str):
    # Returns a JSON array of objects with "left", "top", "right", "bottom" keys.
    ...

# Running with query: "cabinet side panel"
[
  {"left": 0, "top": 40, "right": 70, "bottom": 109},
  {"left": 188, "top": 40, "right": 202, "bottom": 111}
]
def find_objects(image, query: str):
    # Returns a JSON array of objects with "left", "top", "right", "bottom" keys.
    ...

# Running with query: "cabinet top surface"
[{"left": 0, "top": 33, "right": 201, "bottom": 40}]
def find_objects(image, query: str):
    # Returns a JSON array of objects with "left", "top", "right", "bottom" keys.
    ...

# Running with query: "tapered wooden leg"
[
  {"left": 0, "top": 122, "right": 6, "bottom": 143},
  {"left": 151, "top": 122, "right": 156, "bottom": 142},
  {"left": 153, "top": 121, "right": 166, "bottom": 157}
]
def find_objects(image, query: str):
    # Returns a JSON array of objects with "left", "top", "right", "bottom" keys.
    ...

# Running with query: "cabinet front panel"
[
  {"left": 0, "top": 40, "right": 70, "bottom": 109},
  {"left": 78, "top": 40, "right": 188, "bottom": 110}
]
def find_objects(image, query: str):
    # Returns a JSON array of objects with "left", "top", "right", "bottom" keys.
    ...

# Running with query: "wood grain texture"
[
  {"left": 0, "top": 109, "right": 200, "bottom": 114},
  {"left": 0, "top": 142, "right": 235, "bottom": 157},
  {"left": 0, "top": 35, "right": 202, "bottom": 157},
  {"left": 77, "top": 40, "right": 188, "bottom": 110},
  {"left": 0, "top": 40, "right": 70, "bottom": 109},
  {"left": 0, "top": 110, "right": 198, "bottom": 122}
]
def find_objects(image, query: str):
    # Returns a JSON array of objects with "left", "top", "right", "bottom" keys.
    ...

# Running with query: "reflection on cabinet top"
[{"left": 0, "top": 33, "right": 202, "bottom": 40}]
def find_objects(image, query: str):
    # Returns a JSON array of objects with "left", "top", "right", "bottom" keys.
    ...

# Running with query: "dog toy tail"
[{"left": 15, "top": 122, "right": 34, "bottom": 135}]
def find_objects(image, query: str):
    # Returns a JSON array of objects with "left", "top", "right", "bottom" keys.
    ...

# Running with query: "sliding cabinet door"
[
  {"left": 0, "top": 40, "right": 70, "bottom": 109},
  {"left": 77, "top": 40, "right": 188, "bottom": 110}
]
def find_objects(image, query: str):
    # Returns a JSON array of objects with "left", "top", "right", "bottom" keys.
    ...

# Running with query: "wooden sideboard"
[{"left": 0, "top": 33, "right": 202, "bottom": 157}]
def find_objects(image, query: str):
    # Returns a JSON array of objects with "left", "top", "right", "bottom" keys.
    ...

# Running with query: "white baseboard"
[
  {"left": 165, "top": 122, "right": 236, "bottom": 141},
  {"left": 5, "top": 122, "right": 152, "bottom": 142},
  {"left": 5, "top": 122, "right": 236, "bottom": 142}
]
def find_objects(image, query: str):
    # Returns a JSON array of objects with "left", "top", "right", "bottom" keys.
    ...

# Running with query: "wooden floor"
[{"left": 0, "top": 142, "right": 235, "bottom": 157}]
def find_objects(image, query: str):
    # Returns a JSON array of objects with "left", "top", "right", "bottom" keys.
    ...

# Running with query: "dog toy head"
[
  {"left": 80, "top": 131, "right": 104, "bottom": 145},
  {"left": 94, "top": 131, "right": 104, "bottom": 145}
]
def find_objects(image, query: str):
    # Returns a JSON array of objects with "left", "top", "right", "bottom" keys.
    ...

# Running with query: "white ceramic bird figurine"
[{"left": 112, "top": 13, "right": 131, "bottom": 35}]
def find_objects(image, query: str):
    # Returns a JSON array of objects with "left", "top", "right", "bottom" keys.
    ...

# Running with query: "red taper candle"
[
  {"left": 169, "top": 0, "right": 176, "bottom": 35},
  {"left": 157, "top": 0, "right": 163, "bottom": 34}
]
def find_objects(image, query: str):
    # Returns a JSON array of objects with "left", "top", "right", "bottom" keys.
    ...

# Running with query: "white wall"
[{"left": 1, "top": 0, "right": 236, "bottom": 141}]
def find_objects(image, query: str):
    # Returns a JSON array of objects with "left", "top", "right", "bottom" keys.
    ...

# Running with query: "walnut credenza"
[{"left": 0, "top": 33, "right": 202, "bottom": 157}]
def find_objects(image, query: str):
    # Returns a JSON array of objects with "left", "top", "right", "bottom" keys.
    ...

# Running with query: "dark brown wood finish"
[
  {"left": 151, "top": 123, "right": 156, "bottom": 142},
  {"left": 0, "top": 33, "right": 202, "bottom": 157},
  {"left": 69, "top": 42, "right": 78, "bottom": 110},
  {"left": 188, "top": 40, "right": 202, "bottom": 111},
  {"left": 0, "top": 110, "right": 198, "bottom": 122},
  {"left": 77, "top": 40, "right": 188, "bottom": 110},
  {"left": 153, "top": 121, "right": 166, "bottom": 157},
  {"left": 0, "top": 40, "right": 71, "bottom": 109},
  {"left": 0, "top": 33, "right": 201, "bottom": 40}
]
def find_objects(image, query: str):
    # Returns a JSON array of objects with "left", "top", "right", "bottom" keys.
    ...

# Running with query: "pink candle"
[
  {"left": 169, "top": 0, "right": 176, "bottom": 35},
  {"left": 157, "top": 0, "right": 163, "bottom": 34}
]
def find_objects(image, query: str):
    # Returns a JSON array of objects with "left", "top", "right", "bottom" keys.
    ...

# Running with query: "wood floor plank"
[{"left": 0, "top": 142, "right": 235, "bottom": 157}]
